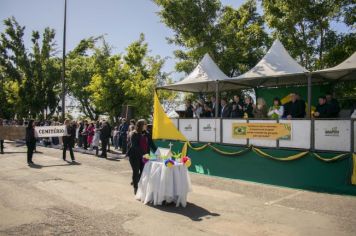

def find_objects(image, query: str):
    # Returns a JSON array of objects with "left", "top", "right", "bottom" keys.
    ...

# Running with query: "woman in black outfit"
[
  {"left": 63, "top": 119, "right": 75, "bottom": 162},
  {"left": 26, "top": 120, "right": 36, "bottom": 165},
  {"left": 128, "top": 119, "right": 157, "bottom": 194},
  {"left": 0, "top": 118, "right": 4, "bottom": 154},
  {"left": 243, "top": 96, "right": 254, "bottom": 118}
]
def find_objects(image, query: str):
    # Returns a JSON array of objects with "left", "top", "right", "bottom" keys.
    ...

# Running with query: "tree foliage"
[
  {"left": 154, "top": 0, "right": 269, "bottom": 77},
  {"left": 67, "top": 34, "right": 169, "bottom": 120},
  {"left": 0, "top": 17, "right": 61, "bottom": 119},
  {"left": 262, "top": 0, "right": 355, "bottom": 70}
]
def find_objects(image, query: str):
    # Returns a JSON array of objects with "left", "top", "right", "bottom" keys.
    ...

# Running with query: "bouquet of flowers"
[{"left": 143, "top": 150, "right": 192, "bottom": 168}]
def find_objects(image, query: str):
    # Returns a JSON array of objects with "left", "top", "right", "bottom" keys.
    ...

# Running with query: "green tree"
[
  {"left": 216, "top": 1, "right": 270, "bottom": 76},
  {"left": 0, "top": 17, "right": 61, "bottom": 119},
  {"left": 66, "top": 37, "right": 102, "bottom": 120},
  {"left": 262, "top": 0, "right": 355, "bottom": 70},
  {"left": 154, "top": 0, "right": 269, "bottom": 77},
  {"left": 69, "top": 34, "right": 168, "bottom": 120},
  {"left": 154, "top": 0, "right": 222, "bottom": 73}
]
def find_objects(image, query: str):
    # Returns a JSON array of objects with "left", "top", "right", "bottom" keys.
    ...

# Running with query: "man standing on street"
[
  {"left": 99, "top": 121, "right": 111, "bottom": 158},
  {"left": 0, "top": 118, "right": 4, "bottom": 154},
  {"left": 63, "top": 119, "right": 75, "bottom": 162}
]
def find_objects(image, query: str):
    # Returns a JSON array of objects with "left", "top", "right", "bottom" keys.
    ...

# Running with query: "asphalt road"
[{"left": 0, "top": 141, "right": 355, "bottom": 236}]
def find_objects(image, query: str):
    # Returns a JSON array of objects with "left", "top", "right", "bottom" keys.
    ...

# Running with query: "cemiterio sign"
[{"left": 35, "top": 125, "right": 66, "bottom": 138}]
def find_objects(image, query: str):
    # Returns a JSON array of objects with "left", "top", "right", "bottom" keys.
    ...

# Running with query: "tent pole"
[
  {"left": 254, "top": 87, "right": 258, "bottom": 101},
  {"left": 307, "top": 73, "right": 312, "bottom": 118},
  {"left": 215, "top": 81, "right": 219, "bottom": 118}
]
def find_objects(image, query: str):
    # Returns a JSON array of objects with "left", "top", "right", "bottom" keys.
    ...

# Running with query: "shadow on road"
[
  {"left": 2, "top": 151, "right": 27, "bottom": 154},
  {"left": 106, "top": 157, "right": 121, "bottom": 162},
  {"left": 28, "top": 161, "right": 81, "bottom": 169},
  {"left": 153, "top": 202, "right": 220, "bottom": 221}
]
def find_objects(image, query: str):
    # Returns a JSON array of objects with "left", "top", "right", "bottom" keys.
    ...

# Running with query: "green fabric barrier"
[
  {"left": 256, "top": 85, "right": 331, "bottom": 107},
  {"left": 155, "top": 140, "right": 356, "bottom": 196}
]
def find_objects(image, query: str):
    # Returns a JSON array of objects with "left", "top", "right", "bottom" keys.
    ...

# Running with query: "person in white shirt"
[{"left": 268, "top": 97, "right": 284, "bottom": 119}]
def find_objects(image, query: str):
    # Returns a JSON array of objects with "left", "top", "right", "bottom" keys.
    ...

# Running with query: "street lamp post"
[{"left": 61, "top": 0, "right": 67, "bottom": 122}]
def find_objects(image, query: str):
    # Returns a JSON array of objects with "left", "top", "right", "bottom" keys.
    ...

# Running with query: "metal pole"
[
  {"left": 311, "top": 118, "right": 315, "bottom": 151},
  {"left": 307, "top": 73, "right": 312, "bottom": 118},
  {"left": 215, "top": 81, "right": 219, "bottom": 118},
  {"left": 254, "top": 87, "right": 258, "bottom": 100},
  {"left": 61, "top": 0, "right": 67, "bottom": 122},
  {"left": 351, "top": 119, "right": 354, "bottom": 154}
]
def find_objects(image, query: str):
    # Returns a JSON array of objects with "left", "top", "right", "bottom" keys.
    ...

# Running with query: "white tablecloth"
[{"left": 135, "top": 160, "right": 192, "bottom": 207}]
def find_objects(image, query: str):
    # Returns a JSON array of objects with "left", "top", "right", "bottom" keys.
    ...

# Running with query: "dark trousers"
[
  {"left": 121, "top": 135, "right": 127, "bottom": 154},
  {"left": 118, "top": 135, "right": 123, "bottom": 149},
  {"left": 63, "top": 139, "right": 75, "bottom": 161},
  {"left": 93, "top": 146, "right": 99, "bottom": 156},
  {"left": 129, "top": 157, "right": 144, "bottom": 189},
  {"left": 0, "top": 140, "right": 4, "bottom": 153},
  {"left": 83, "top": 135, "right": 88, "bottom": 149},
  {"left": 78, "top": 135, "right": 83, "bottom": 147},
  {"left": 101, "top": 138, "right": 108, "bottom": 157},
  {"left": 26, "top": 141, "right": 35, "bottom": 163}
]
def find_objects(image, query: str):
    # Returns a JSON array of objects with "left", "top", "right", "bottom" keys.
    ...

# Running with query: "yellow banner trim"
[
  {"left": 312, "top": 152, "right": 349, "bottom": 162},
  {"left": 209, "top": 144, "right": 250, "bottom": 156},
  {"left": 252, "top": 147, "right": 309, "bottom": 161},
  {"left": 187, "top": 142, "right": 209, "bottom": 151},
  {"left": 352, "top": 154, "right": 356, "bottom": 185}
]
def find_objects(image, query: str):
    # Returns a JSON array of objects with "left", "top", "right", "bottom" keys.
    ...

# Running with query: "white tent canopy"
[
  {"left": 160, "top": 53, "right": 244, "bottom": 93},
  {"left": 227, "top": 39, "right": 309, "bottom": 88},
  {"left": 313, "top": 52, "right": 356, "bottom": 81}
]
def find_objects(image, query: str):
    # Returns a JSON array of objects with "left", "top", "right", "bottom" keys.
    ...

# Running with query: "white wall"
[
  {"left": 179, "top": 119, "right": 198, "bottom": 142},
  {"left": 314, "top": 120, "right": 351, "bottom": 152},
  {"left": 199, "top": 119, "right": 221, "bottom": 143},
  {"left": 279, "top": 120, "right": 311, "bottom": 149},
  {"left": 222, "top": 119, "right": 247, "bottom": 145},
  {"left": 171, "top": 118, "right": 352, "bottom": 152},
  {"left": 170, "top": 118, "right": 178, "bottom": 129}
]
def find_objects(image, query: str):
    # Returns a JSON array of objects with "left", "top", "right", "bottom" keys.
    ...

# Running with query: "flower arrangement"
[
  {"left": 181, "top": 156, "right": 192, "bottom": 168},
  {"left": 164, "top": 159, "right": 175, "bottom": 168},
  {"left": 143, "top": 149, "right": 192, "bottom": 168}
]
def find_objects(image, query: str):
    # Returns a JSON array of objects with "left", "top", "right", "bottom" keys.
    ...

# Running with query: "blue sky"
[
  {"left": 0, "top": 0, "right": 245, "bottom": 81},
  {"left": 0, "top": 0, "right": 351, "bottom": 81}
]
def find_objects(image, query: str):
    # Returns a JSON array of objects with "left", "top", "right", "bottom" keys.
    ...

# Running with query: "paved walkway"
[{"left": 0, "top": 141, "right": 355, "bottom": 235}]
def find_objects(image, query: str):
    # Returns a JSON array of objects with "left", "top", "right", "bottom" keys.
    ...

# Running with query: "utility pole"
[{"left": 61, "top": 0, "right": 67, "bottom": 122}]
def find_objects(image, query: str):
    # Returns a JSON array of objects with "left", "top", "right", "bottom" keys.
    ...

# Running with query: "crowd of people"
[
  {"left": 184, "top": 92, "right": 341, "bottom": 119},
  {"left": 0, "top": 117, "right": 157, "bottom": 194},
  {"left": 58, "top": 117, "right": 156, "bottom": 193}
]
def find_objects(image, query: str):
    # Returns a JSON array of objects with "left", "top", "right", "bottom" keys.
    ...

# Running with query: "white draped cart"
[{"left": 135, "top": 160, "right": 192, "bottom": 207}]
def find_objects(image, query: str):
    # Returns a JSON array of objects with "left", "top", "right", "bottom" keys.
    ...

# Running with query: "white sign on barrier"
[
  {"left": 279, "top": 120, "right": 311, "bottom": 149},
  {"left": 35, "top": 125, "right": 66, "bottom": 138},
  {"left": 199, "top": 119, "right": 220, "bottom": 143},
  {"left": 179, "top": 119, "right": 198, "bottom": 142},
  {"left": 222, "top": 119, "right": 247, "bottom": 145},
  {"left": 314, "top": 120, "right": 350, "bottom": 152},
  {"left": 248, "top": 120, "right": 277, "bottom": 148}
]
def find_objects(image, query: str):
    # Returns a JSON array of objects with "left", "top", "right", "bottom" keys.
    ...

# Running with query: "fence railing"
[{"left": 170, "top": 118, "right": 355, "bottom": 153}]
